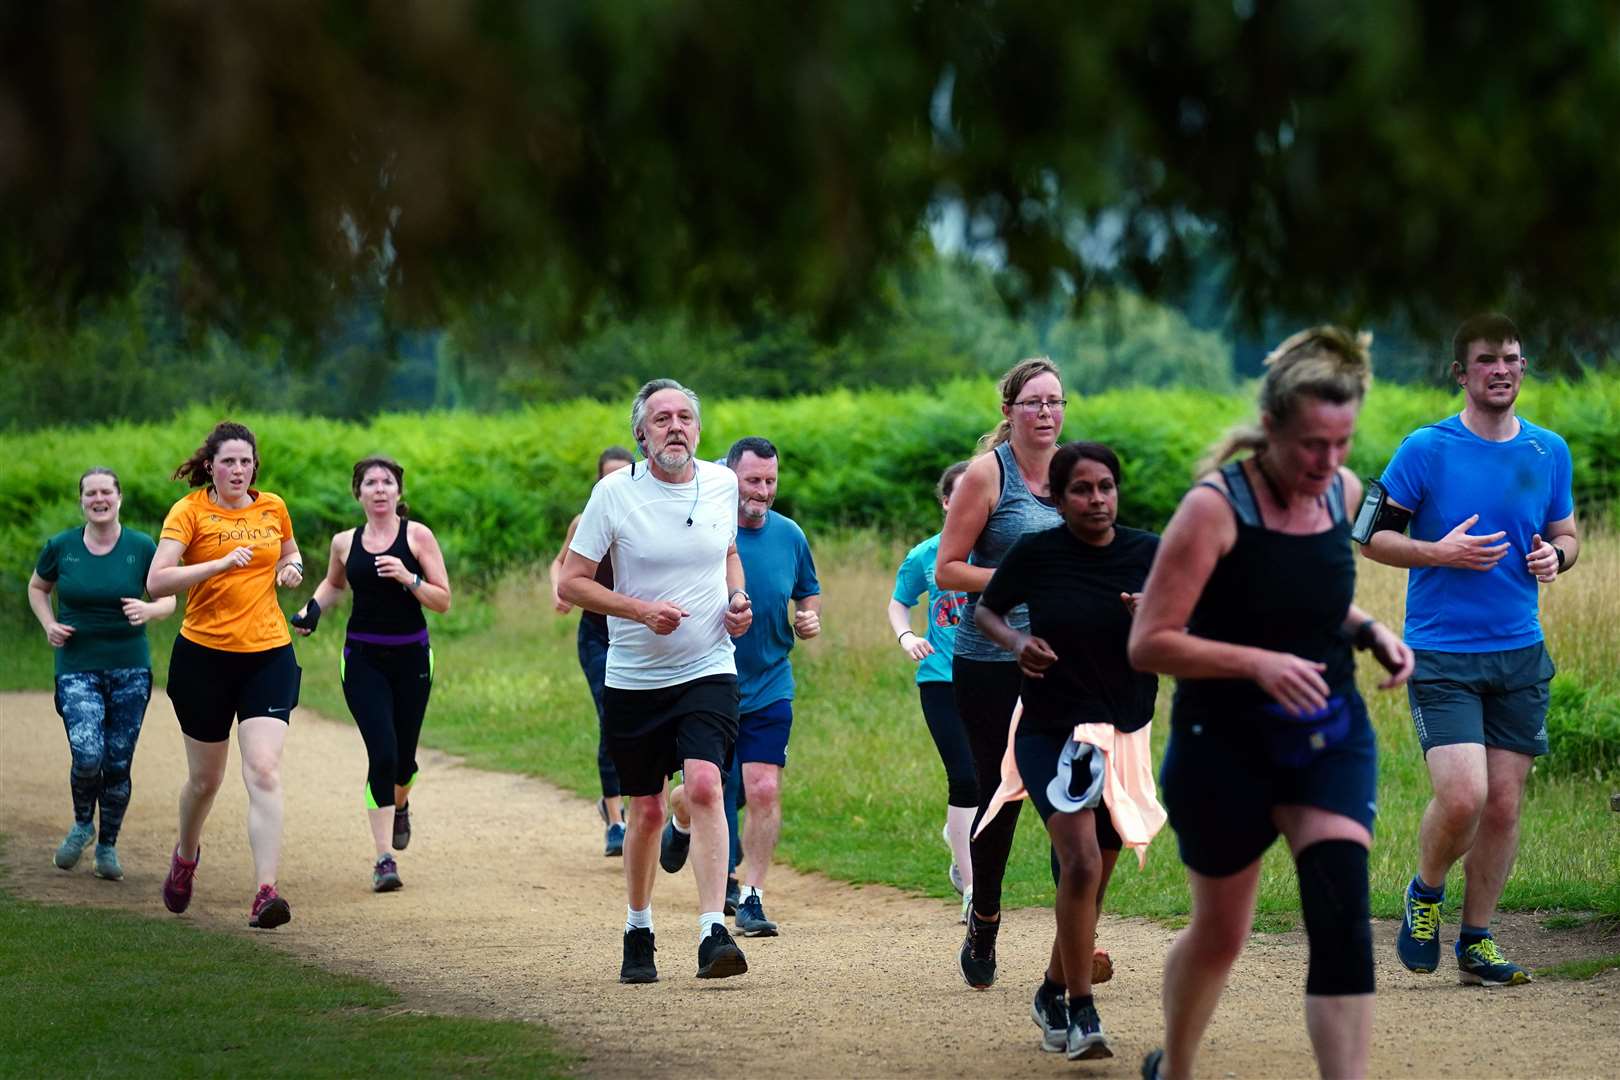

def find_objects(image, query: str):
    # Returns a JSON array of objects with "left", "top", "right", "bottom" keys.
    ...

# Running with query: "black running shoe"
[
  {"left": 1031, "top": 981, "right": 1068, "bottom": 1053},
  {"left": 659, "top": 820, "right": 690, "bottom": 873},
  {"left": 696, "top": 924, "right": 748, "bottom": 979},
  {"left": 1066, "top": 1000, "right": 1113, "bottom": 1061},
  {"left": 958, "top": 911, "right": 999, "bottom": 989},
  {"left": 620, "top": 927, "right": 658, "bottom": 983},
  {"left": 392, "top": 803, "right": 412, "bottom": 851},
  {"left": 724, "top": 876, "right": 741, "bottom": 916}
]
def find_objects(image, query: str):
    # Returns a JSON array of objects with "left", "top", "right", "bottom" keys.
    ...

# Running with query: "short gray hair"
[{"left": 629, "top": 378, "right": 702, "bottom": 452}]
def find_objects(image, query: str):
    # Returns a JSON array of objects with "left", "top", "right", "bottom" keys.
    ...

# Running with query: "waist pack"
[{"left": 1259, "top": 695, "right": 1351, "bottom": 768}]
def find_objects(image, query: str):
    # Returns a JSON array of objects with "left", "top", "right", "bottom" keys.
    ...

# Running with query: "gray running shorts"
[{"left": 1407, "top": 642, "right": 1554, "bottom": 757}]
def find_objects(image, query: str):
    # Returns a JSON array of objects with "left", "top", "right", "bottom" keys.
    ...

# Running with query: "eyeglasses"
[{"left": 1011, "top": 398, "right": 1067, "bottom": 415}]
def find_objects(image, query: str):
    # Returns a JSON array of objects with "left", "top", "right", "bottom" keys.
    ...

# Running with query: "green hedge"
[{"left": 3, "top": 374, "right": 1616, "bottom": 591}]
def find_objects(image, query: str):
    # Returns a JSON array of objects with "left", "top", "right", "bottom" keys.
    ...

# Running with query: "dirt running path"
[{"left": 2, "top": 692, "right": 1615, "bottom": 1078}]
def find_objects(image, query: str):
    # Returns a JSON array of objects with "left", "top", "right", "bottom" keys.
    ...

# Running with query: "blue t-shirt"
[
  {"left": 1379, "top": 414, "right": 1574, "bottom": 652},
  {"left": 891, "top": 533, "right": 967, "bottom": 685},
  {"left": 733, "top": 510, "right": 820, "bottom": 713}
]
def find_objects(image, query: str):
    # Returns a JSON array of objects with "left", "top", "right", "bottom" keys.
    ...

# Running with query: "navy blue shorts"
[
  {"left": 1408, "top": 643, "right": 1553, "bottom": 758},
  {"left": 736, "top": 698, "right": 793, "bottom": 767},
  {"left": 1161, "top": 691, "right": 1378, "bottom": 878}
]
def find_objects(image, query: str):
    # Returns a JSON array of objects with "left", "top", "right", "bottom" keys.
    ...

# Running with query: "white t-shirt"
[{"left": 570, "top": 458, "right": 740, "bottom": 690}]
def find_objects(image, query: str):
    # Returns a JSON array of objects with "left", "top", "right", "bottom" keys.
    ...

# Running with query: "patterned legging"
[{"left": 54, "top": 667, "right": 153, "bottom": 846}]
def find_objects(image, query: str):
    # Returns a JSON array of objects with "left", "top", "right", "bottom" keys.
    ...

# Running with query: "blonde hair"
[
  {"left": 976, "top": 356, "right": 1063, "bottom": 452},
  {"left": 1198, "top": 326, "right": 1372, "bottom": 473}
]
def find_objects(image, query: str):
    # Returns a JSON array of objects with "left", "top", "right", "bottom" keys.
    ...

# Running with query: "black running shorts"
[
  {"left": 167, "top": 634, "right": 301, "bottom": 743},
  {"left": 602, "top": 674, "right": 738, "bottom": 797}
]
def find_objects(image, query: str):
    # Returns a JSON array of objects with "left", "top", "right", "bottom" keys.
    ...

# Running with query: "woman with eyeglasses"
[{"left": 936, "top": 357, "right": 1065, "bottom": 990}]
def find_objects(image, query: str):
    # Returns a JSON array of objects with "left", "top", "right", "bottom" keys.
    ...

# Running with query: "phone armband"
[{"left": 1350, "top": 478, "right": 1411, "bottom": 544}]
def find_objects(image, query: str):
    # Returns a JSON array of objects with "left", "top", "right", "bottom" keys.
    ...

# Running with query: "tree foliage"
[{"left": 4, "top": 1, "right": 1620, "bottom": 351}]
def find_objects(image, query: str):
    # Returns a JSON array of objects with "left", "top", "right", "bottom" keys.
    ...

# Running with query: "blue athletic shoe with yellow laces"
[
  {"left": 1457, "top": 936, "right": 1532, "bottom": 986},
  {"left": 1396, "top": 878, "right": 1442, "bottom": 973}
]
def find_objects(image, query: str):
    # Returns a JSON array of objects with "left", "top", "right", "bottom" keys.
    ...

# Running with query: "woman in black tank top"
[
  {"left": 1127, "top": 329, "right": 1413, "bottom": 1080},
  {"left": 550, "top": 446, "right": 637, "bottom": 856},
  {"left": 292, "top": 456, "right": 452, "bottom": 893}
]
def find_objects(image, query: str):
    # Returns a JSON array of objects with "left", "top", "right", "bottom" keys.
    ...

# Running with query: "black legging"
[
  {"left": 954, "top": 656, "right": 1025, "bottom": 917},
  {"left": 919, "top": 681, "right": 977, "bottom": 808},
  {"left": 342, "top": 640, "right": 432, "bottom": 809}
]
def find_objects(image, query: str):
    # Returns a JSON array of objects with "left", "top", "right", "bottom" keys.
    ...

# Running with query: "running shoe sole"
[
  {"left": 93, "top": 859, "right": 124, "bottom": 881},
  {"left": 250, "top": 897, "right": 292, "bottom": 929},
  {"left": 1031, "top": 1005, "right": 1066, "bottom": 1053},
  {"left": 696, "top": 942, "right": 748, "bottom": 979},
  {"left": 1067, "top": 1033, "right": 1113, "bottom": 1061},
  {"left": 373, "top": 872, "right": 403, "bottom": 893}
]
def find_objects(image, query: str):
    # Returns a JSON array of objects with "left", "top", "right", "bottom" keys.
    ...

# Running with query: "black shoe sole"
[
  {"left": 737, "top": 923, "right": 778, "bottom": 937},
  {"left": 619, "top": 968, "right": 659, "bottom": 984},
  {"left": 373, "top": 876, "right": 403, "bottom": 893},
  {"left": 697, "top": 943, "right": 748, "bottom": 979},
  {"left": 250, "top": 898, "right": 291, "bottom": 929}
]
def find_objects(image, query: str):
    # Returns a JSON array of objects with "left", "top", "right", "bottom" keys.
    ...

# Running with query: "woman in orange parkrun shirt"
[{"left": 146, "top": 420, "right": 305, "bottom": 930}]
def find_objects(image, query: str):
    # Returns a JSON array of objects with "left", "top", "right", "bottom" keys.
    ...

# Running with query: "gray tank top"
[{"left": 953, "top": 441, "right": 1062, "bottom": 662}]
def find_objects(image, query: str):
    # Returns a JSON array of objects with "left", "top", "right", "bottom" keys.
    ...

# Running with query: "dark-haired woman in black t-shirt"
[{"left": 976, "top": 441, "right": 1160, "bottom": 1063}]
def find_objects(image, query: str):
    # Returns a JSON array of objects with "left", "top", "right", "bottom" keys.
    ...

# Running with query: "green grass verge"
[
  {"left": 0, "top": 860, "right": 575, "bottom": 1078},
  {"left": 1535, "top": 953, "right": 1620, "bottom": 981}
]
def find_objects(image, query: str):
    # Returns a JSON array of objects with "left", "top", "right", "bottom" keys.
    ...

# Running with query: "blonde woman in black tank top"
[
  {"left": 937, "top": 357, "right": 1066, "bottom": 991},
  {"left": 1128, "top": 329, "right": 1414, "bottom": 1080},
  {"left": 293, "top": 457, "right": 451, "bottom": 892}
]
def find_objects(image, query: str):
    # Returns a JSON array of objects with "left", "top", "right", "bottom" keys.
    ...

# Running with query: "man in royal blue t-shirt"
[
  {"left": 1362, "top": 313, "right": 1581, "bottom": 988},
  {"left": 661, "top": 436, "right": 822, "bottom": 937}
]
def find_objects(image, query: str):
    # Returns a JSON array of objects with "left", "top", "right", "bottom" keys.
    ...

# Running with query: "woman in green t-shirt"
[{"left": 27, "top": 467, "right": 175, "bottom": 881}]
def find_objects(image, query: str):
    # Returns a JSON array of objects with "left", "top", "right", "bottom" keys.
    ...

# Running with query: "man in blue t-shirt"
[
  {"left": 1362, "top": 313, "right": 1581, "bottom": 988},
  {"left": 661, "top": 436, "right": 821, "bottom": 937}
]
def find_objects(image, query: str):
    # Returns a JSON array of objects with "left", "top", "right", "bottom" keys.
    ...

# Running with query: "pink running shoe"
[
  {"left": 162, "top": 846, "right": 199, "bottom": 914},
  {"left": 249, "top": 884, "right": 291, "bottom": 929}
]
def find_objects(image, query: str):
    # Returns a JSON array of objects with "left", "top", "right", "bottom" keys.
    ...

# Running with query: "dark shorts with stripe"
[{"left": 1407, "top": 642, "right": 1553, "bottom": 758}]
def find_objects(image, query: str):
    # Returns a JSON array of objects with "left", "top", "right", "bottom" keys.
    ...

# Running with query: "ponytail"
[{"left": 1197, "top": 326, "right": 1372, "bottom": 474}]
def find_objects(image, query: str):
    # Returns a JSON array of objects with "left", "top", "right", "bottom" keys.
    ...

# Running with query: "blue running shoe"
[
  {"left": 735, "top": 894, "right": 778, "bottom": 937},
  {"left": 604, "top": 822, "right": 625, "bottom": 857},
  {"left": 1031, "top": 981, "right": 1068, "bottom": 1053},
  {"left": 1396, "top": 879, "right": 1442, "bottom": 973},
  {"left": 54, "top": 821, "right": 94, "bottom": 870},
  {"left": 1457, "top": 936, "right": 1531, "bottom": 986},
  {"left": 1066, "top": 1000, "right": 1113, "bottom": 1061}
]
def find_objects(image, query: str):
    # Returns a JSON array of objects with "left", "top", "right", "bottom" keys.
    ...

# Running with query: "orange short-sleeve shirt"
[{"left": 161, "top": 488, "right": 295, "bottom": 652}]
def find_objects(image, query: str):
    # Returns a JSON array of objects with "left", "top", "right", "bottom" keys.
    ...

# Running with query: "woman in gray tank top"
[{"left": 936, "top": 357, "right": 1065, "bottom": 993}]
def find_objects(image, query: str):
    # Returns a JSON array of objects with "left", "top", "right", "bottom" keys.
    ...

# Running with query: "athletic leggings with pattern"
[
  {"left": 54, "top": 667, "right": 153, "bottom": 845},
  {"left": 342, "top": 641, "right": 433, "bottom": 810}
]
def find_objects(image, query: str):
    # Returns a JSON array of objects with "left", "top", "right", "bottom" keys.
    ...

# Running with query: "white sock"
[
  {"left": 698, "top": 911, "right": 725, "bottom": 941},
  {"left": 671, "top": 818, "right": 690, "bottom": 836},
  {"left": 625, "top": 906, "right": 653, "bottom": 933},
  {"left": 741, "top": 884, "right": 761, "bottom": 902}
]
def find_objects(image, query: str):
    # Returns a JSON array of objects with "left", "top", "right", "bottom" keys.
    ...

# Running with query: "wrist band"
[
  {"left": 1352, "top": 618, "right": 1378, "bottom": 650},
  {"left": 898, "top": 630, "right": 916, "bottom": 643},
  {"left": 1554, "top": 544, "right": 1567, "bottom": 572}
]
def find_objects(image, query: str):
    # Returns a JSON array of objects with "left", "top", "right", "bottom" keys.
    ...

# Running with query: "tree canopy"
[{"left": 5, "top": 1, "right": 1620, "bottom": 353}]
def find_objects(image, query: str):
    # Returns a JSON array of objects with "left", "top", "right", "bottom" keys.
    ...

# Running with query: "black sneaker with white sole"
[
  {"left": 1066, "top": 1000, "right": 1113, "bottom": 1061},
  {"left": 696, "top": 924, "right": 748, "bottom": 979},
  {"left": 620, "top": 927, "right": 658, "bottom": 983},
  {"left": 392, "top": 803, "right": 412, "bottom": 851}
]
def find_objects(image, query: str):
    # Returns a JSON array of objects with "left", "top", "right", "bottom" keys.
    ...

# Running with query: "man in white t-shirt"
[{"left": 559, "top": 378, "right": 755, "bottom": 983}]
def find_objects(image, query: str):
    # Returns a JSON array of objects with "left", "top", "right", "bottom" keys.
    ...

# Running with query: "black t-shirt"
[{"left": 979, "top": 524, "right": 1159, "bottom": 737}]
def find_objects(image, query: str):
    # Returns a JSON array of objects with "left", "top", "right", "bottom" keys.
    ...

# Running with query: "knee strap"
[{"left": 1296, "top": 839, "right": 1374, "bottom": 996}]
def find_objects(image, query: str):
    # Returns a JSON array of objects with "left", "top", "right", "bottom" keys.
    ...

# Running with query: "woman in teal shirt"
[
  {"left": 27, "top": 467, "right": 175, "bottom": 880},
  {"left": 886, "top": 461, "right": 975, "bottom": 921}
]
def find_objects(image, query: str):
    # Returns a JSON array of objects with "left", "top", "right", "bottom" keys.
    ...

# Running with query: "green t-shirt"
[{"left": 34, "top": 526, "right": 158, "bottom": 676}]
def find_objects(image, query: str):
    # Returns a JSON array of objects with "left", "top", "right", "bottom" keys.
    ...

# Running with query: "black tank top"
[
  {"left": 1173, "top": 461, "right": 1356, "bottom": 716},
  {"left": 346, "top": 523, "right": 427, "bottom": 636}
]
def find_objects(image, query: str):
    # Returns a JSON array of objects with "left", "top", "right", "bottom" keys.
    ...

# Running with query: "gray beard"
[{"left": 653, "top": 445, "right": 692, "bottom": 472}]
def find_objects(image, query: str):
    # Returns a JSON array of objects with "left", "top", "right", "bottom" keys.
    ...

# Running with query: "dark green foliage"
[
  {"left": 1543, "top": 677, "right": 1620, "bottom": 780},
  {"left": 3, "top": 374, "right": 1615, "bottom": 594}
]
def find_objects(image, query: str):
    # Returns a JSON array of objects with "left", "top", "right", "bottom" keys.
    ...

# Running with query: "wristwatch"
[{"left": 1554, "top": 544, "right": 1567, "bottom": 573}]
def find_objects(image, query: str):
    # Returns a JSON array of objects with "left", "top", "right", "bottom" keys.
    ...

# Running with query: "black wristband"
[
  {"left": 1554, "top": 544, "right": 1567, "bottom": 572},
  {"left": 1352, "top": 618, "right": 1378, "bottom": 651},
  {"left": 290, "top": 597, "right": 322, "bottom": 632}
]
